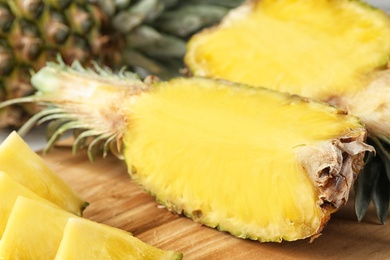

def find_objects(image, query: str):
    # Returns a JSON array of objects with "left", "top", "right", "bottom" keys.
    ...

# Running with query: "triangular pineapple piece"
[
  {"left": 0, "top": 131, "right": 88, "bottom": 215},
  {"left": 7, "top": 63, "right": 374, "bottom": 241},
  {"left": 0, "top": 172, "right": 58, "bottom": 238},
  {"left": 0, "top": 196, "right": 75, "bottom": 259},
  {"left": 0, "top": 196, "right": 182, "bottom": 259},
  {"left": 55, "top": 218, "right": 182, "bottom": 259}
]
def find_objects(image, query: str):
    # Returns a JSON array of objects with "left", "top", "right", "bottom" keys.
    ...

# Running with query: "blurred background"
[{"left": 367, "top": 0, "right": 390, "bottom": 10}]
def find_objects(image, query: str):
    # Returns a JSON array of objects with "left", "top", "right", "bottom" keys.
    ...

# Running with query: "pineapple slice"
[
  {"left": 55, "top": 218, "right": 182, "bottom": 259},
  {"left": 0, "top": 131, "right": 88, "bottom": 215},
  {"left": 0, "top": 197, "right": 181, "bottom": 259},
  {"left": 13, "top": 63, "right": 373, "bottom": 242},
  {"left": 0, "top": 196, "right": 75, "bottom": 259},
  {"left": 0, "top": 171, "right": 58, "bottom": 238}
]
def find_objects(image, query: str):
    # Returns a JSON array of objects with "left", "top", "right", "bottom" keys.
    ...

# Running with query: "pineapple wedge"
[
  {"left": 0, "top": 131, "right": 88, "bottom": 215},
  {"left": 0, "top": 196, "right": 75, "bottom": 259},
  {"left": 55, "top": 218, "right": 182, "bottom": 259},
  {"left": 0, "top": 197, "right": 181, "bottom": 259},
  {"left": 0, "top": 171, "right": 58, "bottom": 238},
  {"left": 8, "top": 63, "right": 373, "bottom": 242}
]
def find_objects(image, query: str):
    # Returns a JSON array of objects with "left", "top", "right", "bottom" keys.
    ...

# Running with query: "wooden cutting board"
[{"left": 41, "top": 145, "right": 390, "bottom": 259}]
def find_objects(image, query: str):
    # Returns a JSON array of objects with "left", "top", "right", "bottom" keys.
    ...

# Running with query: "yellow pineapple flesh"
[
  {"left": 185, "top": 0, "right": 390, "bottom": 100},
  {"left": 0, "top": 171, "right": 57, "bottom": 238},
  {"left": 16, "top": 64, "right": 373, "bottom": 242},
  {"left": 0, "top": 196, "right": 75, "bottom": 259},
  {"left": 0, "top": 196, "right": 182, "bottom": 259},
  {"left": 0, "top": 131, "right": 88, "bottom": 215},
  {"left": 55, "top": 218, "right": 182, "bottom": 259}
]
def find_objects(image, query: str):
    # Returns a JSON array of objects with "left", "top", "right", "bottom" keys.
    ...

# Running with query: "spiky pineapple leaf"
[
  {"left": 355, "top": 137, "right": 390, "bottom": 223},
  {"left": 372, "top": 167, "right": 390, "bottom": 224},
  {"left": 355, "top": 152, "right": 380, "bottom": 222}
]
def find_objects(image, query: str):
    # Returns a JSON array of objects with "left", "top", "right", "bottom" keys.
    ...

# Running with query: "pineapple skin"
[
  {"left": 23, "top": 63, "right": 373, "bottom": 242},
  {"left": 0, "top": 0, "right": 245, "bottom": 128}
]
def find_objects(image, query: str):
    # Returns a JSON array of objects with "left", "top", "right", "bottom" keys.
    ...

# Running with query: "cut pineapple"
[
  {"left": 55, "top": 218, "right": 182, "bottom": 259},
  {"left": 0, "top": 196, "right": 182, "bottom": 259},
  {"left": 11, "top": 63, "right": 373, "bottom": 242},
  {"left": 0, "top": 172, "right": 57, "bottom": 238},
  {"left": 124, "top": 77, "right": 371, "bottom": 241},
  {"left": 0, "top": 196, "right": 75, "bottom": 259},
  {"left": 185, "top": 0, "right": 390, "bottom": 101},
  {"left": 185, "top": 0, "right": 390, "bottom": 222},
  {"left": 0, "top": 131, "right": 88, "bottom": 215}
]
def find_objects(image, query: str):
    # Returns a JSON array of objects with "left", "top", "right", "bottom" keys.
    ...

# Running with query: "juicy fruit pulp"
[
  {"left": 20, "top": 64, "right": 372, "bottom": 242},
  {"left": 0, "top": 171, "right": 58, "bottom": 238},
  {"left": 0, "top": 131, "right": 88, "bottom": 215},
  {"left": 0, "top": 197, "right": 182, "bottom": 259},
  {"left": 185, "top": 0, "right": 390, "bottom": 100},
  {"left": 55, "top": 218, "right": 182, "bottom": 259},
  {"left": 0, "top": 196, "right": 75, "bottom": 259}
]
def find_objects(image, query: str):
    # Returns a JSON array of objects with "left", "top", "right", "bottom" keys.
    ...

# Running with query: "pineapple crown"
[{"left": 0, "top": 58, "right": 151, "bottom": 161}]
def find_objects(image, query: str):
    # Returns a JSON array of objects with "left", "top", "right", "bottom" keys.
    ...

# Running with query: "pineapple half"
[
  {"left": 0, "top": 0, "right": 245, "bottom": 128},
  {"left": 0, "top": 131, "right": 88, "bottom": 215},
  {"left": 1, "top": 62, "right": 373, "bottom": 242},
  {"left": 0, "top": 196, "right": 181, "bottom": 259},
  {"left": 185, "top": 0, "right": 390, "bottom": 223}
]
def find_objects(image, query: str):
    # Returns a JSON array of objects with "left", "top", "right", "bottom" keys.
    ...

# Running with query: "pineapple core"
[
  {"left": 185, "top": 0, "right": 390, "bottom": 100},
  {"left": 124, "top": 78, "right": 365, "bottom": 241}
]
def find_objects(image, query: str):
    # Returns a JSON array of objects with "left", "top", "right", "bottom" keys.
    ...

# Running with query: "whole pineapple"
[{"left": 0, "top": 0, "right": 244, "bottom": 127}]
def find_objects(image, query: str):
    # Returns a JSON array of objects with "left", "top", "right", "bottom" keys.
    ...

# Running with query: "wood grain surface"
[{"left": 41, "top": 146, "right": 390, "bottom": 260}]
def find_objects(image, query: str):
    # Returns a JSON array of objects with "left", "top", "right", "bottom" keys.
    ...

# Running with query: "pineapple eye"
[
  {"left": 12, "top": 0, "right": 44, "bottom": 20},
  {"left": 0, "top": 3, "right": 15, "bottom": 33}
]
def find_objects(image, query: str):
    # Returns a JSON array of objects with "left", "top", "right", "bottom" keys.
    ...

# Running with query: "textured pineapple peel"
[{"left": 7, "top": 62, "right": 374, "bottom": 242}]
